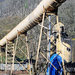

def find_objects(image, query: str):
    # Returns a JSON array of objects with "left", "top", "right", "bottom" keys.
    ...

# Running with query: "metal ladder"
[{"left": 5, "top": 41, "right": 15, "bottom": 74}]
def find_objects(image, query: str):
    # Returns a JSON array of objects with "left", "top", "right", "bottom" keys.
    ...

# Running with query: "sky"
[{"left": 0, "top": 0, "right": 5, "bottom": 2}]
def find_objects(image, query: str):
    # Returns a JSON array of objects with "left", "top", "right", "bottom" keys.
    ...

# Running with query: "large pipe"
[{"left": 0, "top": 0, "right": 66, "bottom": 46}]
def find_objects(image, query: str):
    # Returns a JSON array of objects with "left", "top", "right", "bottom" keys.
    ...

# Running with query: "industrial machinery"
[
  {"left": 0, "top": 0, "right": 73, "bottom": 75},
  {"left": 47, "top": 21, "right": 72, "bottom": 75}
]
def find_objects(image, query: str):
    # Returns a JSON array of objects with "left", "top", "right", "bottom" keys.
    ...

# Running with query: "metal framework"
[
  {"left": 0, "top": 12, "right": 60, "bottom": 75},
  {"left": 5, "top": 40, "right": 15, "bottom": 74},
  {"left": 0, "top": 12, "right": 72, "bottom": 75},
  {"left": 15, "top": 32, "right": 32, "bottom": 75},
  {"left": 34, "top": 12, "right": 62, "bottom": 75},
  {"left": 0, "top": 0, "right": 71, "bottom": 75}
]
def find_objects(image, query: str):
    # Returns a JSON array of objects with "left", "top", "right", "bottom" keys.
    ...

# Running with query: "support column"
[
  {"left": 35, "top": 12, "right": 45, "bottom": 71},
  {"left": 25, "top": 33, "right": 32, "bottom": 75},
  {"left": 47, "top": 16, "right": 51, "bottom": 75},
  {"left": 5, "top": 40, "right": 15, "bottom": 75}
]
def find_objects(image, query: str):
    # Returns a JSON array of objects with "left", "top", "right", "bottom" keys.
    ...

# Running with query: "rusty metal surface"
[{"left": 0, "top": 0, "right": 66, "bottom": 46}]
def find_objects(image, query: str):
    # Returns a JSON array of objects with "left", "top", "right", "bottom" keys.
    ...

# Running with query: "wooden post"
[
  {"left": 25, "top": 33, "right": 32, "bottom": 75},
  {"left": 35, "top": 12, "right": 45, "bottom": 70},
  {"left": 11, "top": 43, "right": 14, "bottom": 74},
  {"left": 14, "top": 31, "right": 19, "bottom": 55}
]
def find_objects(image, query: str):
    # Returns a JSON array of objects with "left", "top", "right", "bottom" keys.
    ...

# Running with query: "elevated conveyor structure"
[{"left": 0, "top": 0, "right": 66, "bottom": 46}]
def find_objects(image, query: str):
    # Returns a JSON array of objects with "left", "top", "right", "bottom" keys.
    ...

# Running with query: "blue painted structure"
[
  {"left": 47, "top": 16, "right": 51, "bottom": 75},
  {"left": 46, "top": 54, "right": 63, "bottom": 75}
]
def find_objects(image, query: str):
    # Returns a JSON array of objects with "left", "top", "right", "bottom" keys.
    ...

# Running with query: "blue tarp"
[{"left": 46, "top": 54, "right": 63, "bottom": 75}]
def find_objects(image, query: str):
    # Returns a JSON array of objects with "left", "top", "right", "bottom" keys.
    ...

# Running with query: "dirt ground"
[{"left": 0, "top": 71, "right": 45, "bottom": 75}]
